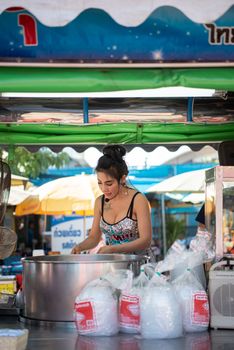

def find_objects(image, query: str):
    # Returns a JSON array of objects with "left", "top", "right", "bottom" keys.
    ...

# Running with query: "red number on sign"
[{"left": 18, "top": 14, "right": 38, "bottom": 46}]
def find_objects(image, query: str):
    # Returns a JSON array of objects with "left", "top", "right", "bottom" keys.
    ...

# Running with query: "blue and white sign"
[
  {"left": 0, "top": 3, "right": 233, "bottom": 64},
  {"left": 51, "top": 215, "right": 93, "bottom": 254}
]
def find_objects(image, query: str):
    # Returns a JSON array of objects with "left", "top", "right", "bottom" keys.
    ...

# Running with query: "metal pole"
[
  {"left": 83, "top": 211, "right": 86, "bottom": 241},
  {"left": 187, "top": 97, "right": 194, "bottom": 122},
  {"left": 161, "top": 194, "right": 167, "bottom": 257},
  {"left": 83, "top": 98, "right": 89, "bottom": 123}
]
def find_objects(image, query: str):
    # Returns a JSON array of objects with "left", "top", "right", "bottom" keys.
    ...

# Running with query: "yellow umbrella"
[
  {"left": 15, "top": 174, "right": 102, "bottom": 216},
  {"left": 11, "top": 174, "right": 33, "bottom": 191},
  {"left": 11, "top": 174, "right": 29, "bottom": 187}
]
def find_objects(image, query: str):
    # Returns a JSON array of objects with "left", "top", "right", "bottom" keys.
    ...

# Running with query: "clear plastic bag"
[
  {"left": 101, "top": 269, "right": 133, "bottom": 293},
  {"left": 170, "top": 251, "right": 207, "bottom": 290},
  {"left": 172, "top": 269, "right": 209, "bottom": 333},
  {"left": 74, "top": 278, "right": 119, "bottom": 336},
  {"left": 156, "top": 248, "right": 207, "bottom": 290},
  {"left": 140, "top": 272, "right": 183, "bottom": 339},
  {"left": 189, "top": 226, "right": 215, "bottom": 262},
  {"left": 155, "top": 239, "right": 187, "bottom": 274},
  {"left": 119, "top": 266, "right": 149, "bottom": 334}
]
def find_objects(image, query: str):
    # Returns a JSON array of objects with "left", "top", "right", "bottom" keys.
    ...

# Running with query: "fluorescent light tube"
[{"left": 1, "top": 87, "right": 220, "bottom": 98}]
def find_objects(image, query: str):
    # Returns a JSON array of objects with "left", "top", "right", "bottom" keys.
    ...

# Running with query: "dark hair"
[{"left": 95, "top": 145, "right": 129, "bottom": 182}]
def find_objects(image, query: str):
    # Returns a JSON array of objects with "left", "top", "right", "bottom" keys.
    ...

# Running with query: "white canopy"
[
  {"left": 146, "top": 168, "right": 209, "bottom": 194},
  {"left": 164, "top": 192, "right": 205, "bottom": 204},
  {"left": 8, "top": 187, "right": 32, "bottom": 205},
  {"left": 0, "top": 0, "right": 233, "bottom": 27}
]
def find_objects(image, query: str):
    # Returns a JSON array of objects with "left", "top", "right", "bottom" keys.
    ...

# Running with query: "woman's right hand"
[{"left": 71, "top": 244, "right": 82, "bottom": 254}]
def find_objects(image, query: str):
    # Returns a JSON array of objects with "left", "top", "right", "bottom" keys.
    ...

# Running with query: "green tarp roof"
[
  {"left": 0, "top": 67, "right": 234, "bottom": 148},
  {"left": 0, "top": 67, "right": 234, "bottom": 92},
  {"left": 1, "top": 122, "right": 234, "bottom": 147}
]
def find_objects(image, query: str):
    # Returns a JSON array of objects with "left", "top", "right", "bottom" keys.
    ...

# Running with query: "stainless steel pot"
[{"left": 21, "top": 254, "right": 146, "bottom": 322}]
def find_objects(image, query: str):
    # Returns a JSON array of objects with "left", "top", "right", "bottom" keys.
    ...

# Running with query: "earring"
[{"left": 121, "top": 182, "right": 128, "bottom": 195}]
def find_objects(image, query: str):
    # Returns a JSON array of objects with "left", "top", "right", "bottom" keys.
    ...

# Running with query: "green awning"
[
  {"left": 1, "top": 122, "right": 234, "bottom": 146},
  {"left": 0, "top": 67, "right": 234, "bottom": 92},
  {"left": 0, "top": 67, "right": 233, "bottom": 149}
]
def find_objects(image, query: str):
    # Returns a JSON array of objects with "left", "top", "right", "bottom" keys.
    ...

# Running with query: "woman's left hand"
[{"left": 97, "top": 245, "right": 115, "bottom": 254}]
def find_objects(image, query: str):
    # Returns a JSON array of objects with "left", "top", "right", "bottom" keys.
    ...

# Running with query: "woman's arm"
[
  {"left": 71, "top": 196, "right": 103, "bottom": 254},
  {"left": 98, "top": 193, "right": 152, "bottom": 254}
]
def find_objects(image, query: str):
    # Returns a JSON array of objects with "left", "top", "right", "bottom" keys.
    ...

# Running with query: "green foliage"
[
  {"left": 5, "top": 147, "right": 70, "bottom": 178},
  {"left": 166, "top": 215, "right": 186, "bottom": 249}
]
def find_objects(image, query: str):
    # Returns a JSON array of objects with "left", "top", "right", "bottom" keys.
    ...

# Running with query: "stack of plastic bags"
[
  {"left": 74, "top": 264, "right": 184, "bottom": 339},
  {"left": 74, "top": 248, "right": 210, "bottom": 339}
]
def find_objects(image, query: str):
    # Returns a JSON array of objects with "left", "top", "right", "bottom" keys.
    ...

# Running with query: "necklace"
[
  {"left": 104, "top": 198, "right": 112, "bottom": 209},
  {"left": 104, "top": 187, "right": 129, "bottom": 209}
]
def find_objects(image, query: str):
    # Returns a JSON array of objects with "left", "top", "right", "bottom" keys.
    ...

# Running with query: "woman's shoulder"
[
  {"left": 94, "top": 194, "right": 104, "bottom": 209},
  {"left": 96, "top": 194, "right": 104, "bottom": 200},
  {"left": 131, "top": 190, "right": 150, "bottom": 207},
  {"left": 129, "top": 189, "right": 144, "bottom": 199}
]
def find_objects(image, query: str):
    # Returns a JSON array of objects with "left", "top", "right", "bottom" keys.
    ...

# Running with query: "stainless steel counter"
[{"left": 1, "top": 315, "right": 234, "bottom": 350}]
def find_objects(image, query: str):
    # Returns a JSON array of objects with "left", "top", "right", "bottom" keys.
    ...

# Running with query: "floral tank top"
[{"left": 100, "top": 192, "right": 154, "bottom": 260}]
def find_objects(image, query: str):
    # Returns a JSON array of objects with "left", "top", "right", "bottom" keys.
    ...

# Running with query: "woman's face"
[{"left": 97, "top": 171, "right": 120, "bottom": 200}]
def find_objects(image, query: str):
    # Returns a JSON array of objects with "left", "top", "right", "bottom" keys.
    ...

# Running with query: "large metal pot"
[{"left": 21, "top": 254, "right": 146, "bottom": 322}]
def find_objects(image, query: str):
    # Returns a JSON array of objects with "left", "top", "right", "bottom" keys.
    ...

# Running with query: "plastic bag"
[
  {"left": 156, "top": 248, "right": 207, "bottom": 290},
  {"left": 190, "top": 226, "right": 215, "bottom": 262},
  {"left": 74, "top": 278, "right": 119, "bottom": 336},
  {"left": 172, "top": 269, "right": 209, "bottom": 333},
  {"left": 170, "top": 251, "right": 207, "bottom": 290},
  {"left": 140, "top": 272, "right": 183, "bottom": 339},
  {"left": 101, "top": 269, "right": 133, "bottom": 293},
  {"left": 142, "top": 263, "right": 156, "bottom": 280},
  {"left": 155, "top": 239, "right": 187, "bottom": 273},
  {"left": 119, "top": 266, "right": 149, "bottom": 334}
]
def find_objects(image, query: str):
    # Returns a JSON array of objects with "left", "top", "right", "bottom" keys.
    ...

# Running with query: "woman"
[{"left": 71, "top": 145, "right": 152, "bottom": 256}]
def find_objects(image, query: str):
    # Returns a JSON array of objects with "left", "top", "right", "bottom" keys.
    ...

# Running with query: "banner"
[
  {"left": 51, "top": 215, "right": 93, "bottom": 254},
  {"left": 0, "top": 4, "right": 233, "bottom": 65}
]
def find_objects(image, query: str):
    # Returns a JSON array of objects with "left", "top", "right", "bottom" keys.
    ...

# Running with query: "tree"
[
  {"left": 4, "top": 147, "right": 70, "bottom": 178},
  {"left": 166, "top": 214, "right": 186, "bottom": 249}
]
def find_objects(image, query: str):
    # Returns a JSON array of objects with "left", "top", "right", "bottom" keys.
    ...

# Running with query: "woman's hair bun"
[
  {"left": 102, "top": 145, "right": 126, "bottom": 162},
  {"left": 96, "top": 144, "right": 128, "bottom": 179}
]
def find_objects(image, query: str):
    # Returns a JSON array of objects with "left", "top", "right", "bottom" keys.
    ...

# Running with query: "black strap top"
[{"left": 101, "top": 192, "right": 140, "bottom": 223}]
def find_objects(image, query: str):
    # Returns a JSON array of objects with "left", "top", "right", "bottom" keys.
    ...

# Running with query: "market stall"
[{"left": 0, "top": 1, "right": 234, "bottom": 347}]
